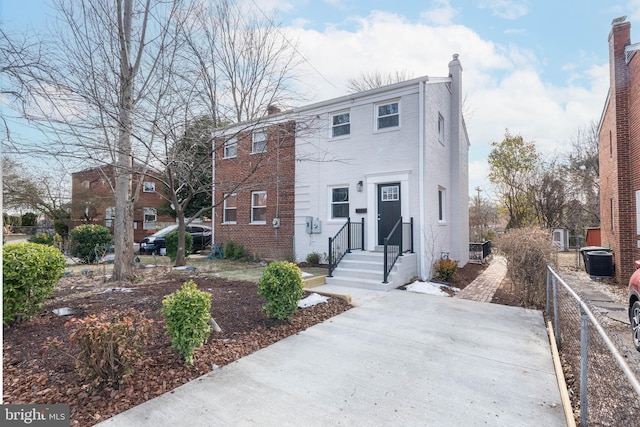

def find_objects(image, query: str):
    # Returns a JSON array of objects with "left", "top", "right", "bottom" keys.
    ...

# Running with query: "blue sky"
[{"left": 3, "top": 0, "right": 640, "bottom": 198}]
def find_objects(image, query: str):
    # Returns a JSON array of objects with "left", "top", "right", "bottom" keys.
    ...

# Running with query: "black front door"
[{"left": 377, "top": 183, "right": 401, "bottom": 245}]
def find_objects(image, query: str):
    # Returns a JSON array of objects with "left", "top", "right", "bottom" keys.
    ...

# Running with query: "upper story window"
[
  {"left": 105, "top": 206, "right": 115, "bottom": 228},
  {"left": 82, "top": 180, "right": 90, "bottom": 189},
  {"left": 143, "top": 181, "right": 155, "bottom": 192},
  {"left": 252, "top": 131, "right": 267, "bottom": 154},
  {"left": 332, "top": 112, "right": 350, "bottom": 137},
  {"left": 223, "top": 193, "right": 237, "bottom": 224},
  {"left": 251, "top": 191, "right": 267, "bottom": 224},
  {"left": 331, "top": 187, "right": 349, "bottom": 219},
  {"left": 438, "top": 113, "right": 445, "bottom": 143},
  {"left": 376, "top": 101, "right": 399, "bottom": 130},
  {"left": 224, "top": 137, "right": 238, "bottom": 159}
]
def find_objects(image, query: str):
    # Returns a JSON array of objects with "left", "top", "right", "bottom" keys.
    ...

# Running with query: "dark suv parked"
[{"left": 138, "top": 224, "right": 212, "bottom": 255}]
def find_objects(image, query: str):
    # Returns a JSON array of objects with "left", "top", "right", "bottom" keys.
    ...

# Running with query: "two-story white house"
[{"left": 213, "top": 54, "right": 469, "bottom": 290}]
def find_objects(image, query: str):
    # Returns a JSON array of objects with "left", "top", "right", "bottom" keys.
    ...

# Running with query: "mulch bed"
[{"left": 3, "top": 269, "right": 351, "bottom": 426}]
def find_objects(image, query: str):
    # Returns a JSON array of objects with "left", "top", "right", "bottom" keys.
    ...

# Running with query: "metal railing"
[
  {"left": 546, "top": 264, "right": 640, "bottom": 426},
  {"left": 327, "top": 218, "right": 364, "bottom": 277},
  {"left": 469, "top": 241, "right": 491, "bottom": 262},
  {"left": 383, "top": 217, "right": 413, "bottom": 283}
]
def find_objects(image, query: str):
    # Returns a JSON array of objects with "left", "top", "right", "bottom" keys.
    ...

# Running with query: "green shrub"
[
  {"left": 161, "top": 281, "right": 212, "bottom": 364},
  {"left": 21, "top": 212, "right": 38, "bottom": 226},
  {"left": 223, "top": 240, "right": 236, "bottom": 259},
  {"left": 66, "top": 309, "right": 153, "bottom": 384},
  {"left": 165, "top": 230, "right": 193, "bottom": 261},
  {"left": 257, "top": 261, "right": 304, "bottom": 320},
  {"left": 434, "top": 258, "right": 458, "bottom": 282},
  {"left": 233, "top": 243, "right": 245, "bottom": 260},
  {"left": 3, "top": 242, "right": 67, "bottom": 324},
  {"left": 305, "top": 252, "right": 321, "bottom": 265},
  {"left": 69, "top": 224, "right": 113, "bottom": 264},
  {"left": 28, "top": 232, "right": 60, "bottom": 246}
]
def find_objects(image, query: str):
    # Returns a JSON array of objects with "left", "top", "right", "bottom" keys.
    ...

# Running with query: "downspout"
[
  {"left": 418, "top": 80, "right": 427, "bottom": 280},
  {"left": 211, "top": 133, "right": 216, "bottom": 247}
]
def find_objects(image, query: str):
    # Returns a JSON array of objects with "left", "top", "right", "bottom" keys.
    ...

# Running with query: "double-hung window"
[
  {"left": 143, "top": 181, "right": 155, "bottom": 192},
  {"left": 223, "top": 193, "right": 237, "bottom": 223},
  {"left": 143, "top": 207, "right": 157, "bottom": 230},
  {"left": 251, "top": 191, "right": 267, "bottom": 224},
  {"left": 332, "top": 112, "right": 350, "bottom": 137},
  {"left": 224, "top": 137, "right": 238, "bottom": 158},
  {"left": 376, "top": 101, "right": 399, "bottom": 130},
  {"left": 331, "top": 187, "right": 349, "bottom": 219},
  {"left": 252, "top": 131, "right": 267, "bottom": 153}
]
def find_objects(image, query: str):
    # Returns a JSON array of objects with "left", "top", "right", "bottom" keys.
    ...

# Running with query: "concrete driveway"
[{"left": 98, "top": 290, "right": 565, "bottom": 426}]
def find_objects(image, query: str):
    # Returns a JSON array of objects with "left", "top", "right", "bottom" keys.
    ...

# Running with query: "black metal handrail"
[
  {"left": 383, "top": 217, "right": 413, "bottom": 283},
  {"left": 328, "top": 217, "right": 365, "bottom": 277}
]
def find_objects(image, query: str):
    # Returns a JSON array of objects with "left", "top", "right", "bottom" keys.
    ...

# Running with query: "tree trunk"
[
  {"left": 174, "top": 210, "right": 187, "bottom": 267},
  {"left": 112, "top": 0, "right": 135, "bottom": 282}
]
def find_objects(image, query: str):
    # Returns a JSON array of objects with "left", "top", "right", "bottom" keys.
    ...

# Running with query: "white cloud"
[
  {"left": 421, "top": 0, "right": 458, "bottom": 26},
  {"left": 477, "top": 0, "right": 530, "bottom": 20}
]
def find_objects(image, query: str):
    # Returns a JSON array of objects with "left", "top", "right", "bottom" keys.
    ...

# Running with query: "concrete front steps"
[{"left": 324, "top": 250, "right": 417, "bottom": 291}]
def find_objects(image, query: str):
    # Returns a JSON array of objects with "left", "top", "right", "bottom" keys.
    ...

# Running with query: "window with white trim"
[
  {"left": 376, "top": 101, "right": 399, "bottom": 130},
  {"left": 143, "top": 207, "right": 157, "bottom": 230},
  {"left": 332, "top": 112, "right": 350, "bottom": 137},
  {"left": 251, "top": 191, "right": 267, "bottom": 223},
  {"left": 223, "top": 193, "right": 237, "bottom": 223},
  {"left": 438, "top": 113, "right": 445, "bottom": 143},
  {"left": 331, "top": 187, "right": 349, "bottom": 219},
  {"left": 611, "top": 198, "right": 615, "bottom": 232},
  {"left": 252, "top": 131, "right": 267, "bottom": 153},
  {"left": 105, "top": 206, "right": 115, "bottom": 228},
  {"left": 636, "top": 191, "right": 640, "bottom": 235},
  {"left": 143, "top": 181, "right": 155, "bottom": 192},
  {"left": 438, "top": 188, "right": 446, "bottom": 223},
  {"left": 224, "top": 137, "right": 238, "bottom": 158}
]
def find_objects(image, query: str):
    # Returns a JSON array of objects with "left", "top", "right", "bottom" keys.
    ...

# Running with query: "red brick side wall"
[
  {"left": 213, "top": 121, "right": 296, "bottom": 261},
  {"left": 599, "top": 20, "right": 640, "bottom": 284},
  {"left": 70, "top": 166, "right": 173, "bottom": 242}
]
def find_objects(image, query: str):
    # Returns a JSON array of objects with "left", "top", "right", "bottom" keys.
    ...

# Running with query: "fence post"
[
  {"left": 398, "top": 216, "right": 403, "bottom": 256},
  {"left": 553, "top": 275, "right": 560, "bottom": 348},
  {"left": 410, "top": 217, "right": 414, "bottom": 253},
  {"left": 546, "top": 262, "right": 550, "bottom": 316},
  {"left": 346, "top": 217, "right": 352, "bottom": 253},
  {"left": 580, "top": 306, "right": 589, "bottom": 426},
  {"left": 360, "top": 218, "right": 365, "bottom": 251},
  {"left": 383, "top": 237, "right": 389, "bottom": 284}
]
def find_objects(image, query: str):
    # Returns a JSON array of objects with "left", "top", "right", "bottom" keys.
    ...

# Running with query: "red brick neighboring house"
[
  {"left": 598, "top": 16, "right": 640, "bottom": 284},
  {"left": 213, "top": 119, "right": 296, "bottom": 261},
  {"left": 70, "top": 165, "right": 173, "bottom": 242}
]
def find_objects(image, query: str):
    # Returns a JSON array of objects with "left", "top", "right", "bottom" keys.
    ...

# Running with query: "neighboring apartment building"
[
  {"left": 214, "top": 54, "right": 469, "bottom": 288},
  {"left": 598, "top": 16, "right": 640, "bottom": 284},
  {"left": 70, "top": 165, "right": 173, "bottom": 242}
]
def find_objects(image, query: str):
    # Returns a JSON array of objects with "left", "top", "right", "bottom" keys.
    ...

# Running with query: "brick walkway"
[{"left": 455, "top": 255, "right": 507, "bottom": 302}]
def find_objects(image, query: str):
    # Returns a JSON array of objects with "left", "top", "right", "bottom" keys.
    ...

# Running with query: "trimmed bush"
[
  {"left": 161, "top": 281, "right": 212, "bottom": 364},
  {"left": 305, "top": 252, "right": 321, "bottom": 265},
  {"left": 434, "top": 258, "right": 458, "bottom": 282},
  {"left": 257, "top": 261, "right": 304, "bottom": 320},
  {"left": 495, "top": 226, "right": 554, "bottom": 308},
  {"left": 3, "top": 242, "right": 66, "bottom": 324},
  {"left": 223, "top": 240, "right": 245, "bottom": 260},
  {"left": 165, "top": 230, "right": 193, "bottom": 261},
  {"left": 69, "top": 224, "right": 113, "bottom": 264},
  {"left": 66, "top": 309, "right": 153, "bottom": 384},
  {"left": 28, "top": 232, "right": 61, "bottom": 246}
]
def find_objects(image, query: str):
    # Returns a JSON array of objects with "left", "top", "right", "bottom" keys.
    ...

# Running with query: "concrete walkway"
[
  {"left": 98, "top": 258, "right": 565, "bottom": 427},
  {"left": 456, "top": 256, "right": 507, "bottom": 302}
]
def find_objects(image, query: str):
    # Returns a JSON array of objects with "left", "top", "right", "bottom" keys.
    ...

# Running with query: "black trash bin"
[
  {"left": 585, "top": 250, "right": 614, "bottom": 277},
  {"left": 579, "top": 246, "right": 612, "bottom": 274}
]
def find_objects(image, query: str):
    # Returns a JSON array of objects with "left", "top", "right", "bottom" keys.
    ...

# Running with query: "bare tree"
[
  {"left": 531, "top": 161, "right": 565, "bottom": 229},
  {"left": 346, "top": 70, "right": 414, "bottom": 93}
]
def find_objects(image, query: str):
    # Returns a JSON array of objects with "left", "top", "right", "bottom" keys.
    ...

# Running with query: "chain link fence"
[{"left": 547, "top": 264, "right": 640, "bottom": 426}]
